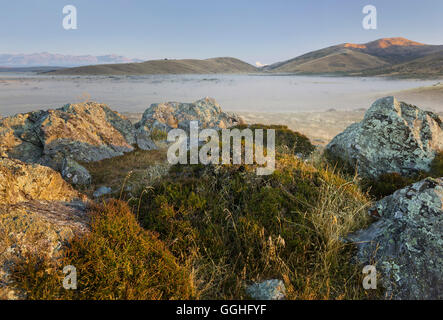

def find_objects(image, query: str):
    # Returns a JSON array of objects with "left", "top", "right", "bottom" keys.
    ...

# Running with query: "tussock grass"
[
  {"left": 79, "top": 148, "right": 168, "bottom": 196},
  {"left": 134, "top": 155, "right": 374, "bottom": 299},
  {"left": 11, "top": 200, "right": 195, "bottom": 300}
]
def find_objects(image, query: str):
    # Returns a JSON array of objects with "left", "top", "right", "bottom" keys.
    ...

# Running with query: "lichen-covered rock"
[
  {"left": 326, "top": 97, "right": 443, "bottom": 178},
  {"left": 136, "top": 130, "right": 158, "bottom": 150},
  {"left": 0, "top": 157, "right": 82, "bottom": 204},
  {"left": 0, "top": 158, "right": 88, "bottom": 299},
  {"left": 0, "top": 102, "right": 157, "bottom": 184},
  {"left": 135, "top": 97, "right": 243, "bottom": 134},
  {"left": 348, "top": 177, "right": 443, "bottom": 299},
  {"left": 0, "top": 200, "right": 88, "bottom": 299},
  {"left": 61, "top": 157, "right": 91, "bottom": 186},
  {"left": 246, "top": 279, "right": 286, "bottom": 300}
]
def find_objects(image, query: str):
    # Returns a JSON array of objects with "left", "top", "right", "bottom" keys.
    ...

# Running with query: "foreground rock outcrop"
[
  {"left": 0, "top": 157, "right": 81, "bottom": 204},
  {"left": 326, "top": 96, "right": 443, "bottom": 178},
  {"left": 0, "top": 158, "right": 88, "bottom": 299},
  {"left": 0, "top": 102, "right": 156, "bottom": 185},
  {"left": 349, "top": 177, "right": 443, "bottom": 299},
  {"left": 135, "top": 97, "right": 243, "bottom": 134}
]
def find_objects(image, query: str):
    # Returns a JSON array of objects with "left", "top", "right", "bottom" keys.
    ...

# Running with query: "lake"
[{"left": 0, "top": 73, "right": 439, "bottom": 116}]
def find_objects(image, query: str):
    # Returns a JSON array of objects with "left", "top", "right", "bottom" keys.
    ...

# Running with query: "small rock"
[
  {"left": 61, "top": 157, "right": 91, "bottom": 186},
  {"left": 93, "top": 186, "right": 112, "bottom": 198},
  {"left": 246, "top": 279, "right": 286, "bottom": 300},
  {"left": 136, "top": 130, "right": 158, "bottom": 151}
]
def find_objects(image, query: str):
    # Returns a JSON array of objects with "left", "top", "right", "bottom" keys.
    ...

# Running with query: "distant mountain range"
[
  {"left": 0, "top": 53, "right": 143, "bottom": 67},
  {"left": 5, "top": 38, "right": 443, "bottom": 78},
  {"left": 264, "top": 37, "right": 443, "bottom": 77}
]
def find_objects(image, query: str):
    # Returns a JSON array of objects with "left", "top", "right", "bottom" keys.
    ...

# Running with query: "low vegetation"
[
  {"left": 133, "top": 156, "right": 375, "bottom": 299},
  {"left": 11, "top": 200, "right": 195, "bottom": 300},
  {"left": 362, "top": 151, "right": 443, "bottom": 199},
  {"left": 430, "top": 151, "right": 443, "bottom": 177},
  {"left": 232, "top": 124, "right": 315, "bottom": 157},
  {"left": 11, "top": 127, "right": 391, "bottom": 300},
  {"left": 325, "top": 150, "right": 443, "bottom": 199},
  {"left": 79, "top": 148, "right": 168, "bottom": 197},
  {"left": 149, "top": 128, "right": 169, "bottom": 142}
]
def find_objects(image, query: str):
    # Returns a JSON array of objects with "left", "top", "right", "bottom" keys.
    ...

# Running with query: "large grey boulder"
[
  {"left": 0, "top": 102, "right": 157, "bottom": 185},
  {"left": 326, "top": 96, "right": 443, "bottom": 178},
  {"left": 135, "top": 97, "right": 243, "bottom": 135},
  {"left": 348, "top": 177, "right": 443, "bottom": 299}
]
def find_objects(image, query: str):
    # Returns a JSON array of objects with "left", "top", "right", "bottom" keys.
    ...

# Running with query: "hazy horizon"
[{"left": 1, "top": 0, "right": 442, "bottom": 66}]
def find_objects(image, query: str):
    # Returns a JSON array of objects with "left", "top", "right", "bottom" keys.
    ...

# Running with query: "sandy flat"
[
  {"left": 390, "top": 83, "right": 443, "bottom": 111},
  {"left": 123, "top": 82, "right": 443, "bottom": 147},
  {"left": 237, "top": 110, "right": 366, "bottom": 145},
  {"left": 123, "top": 110, "right": 366, "bottom": 146},
  {"left": 237, "top": 83, "right": 443, "bottom": 145}
]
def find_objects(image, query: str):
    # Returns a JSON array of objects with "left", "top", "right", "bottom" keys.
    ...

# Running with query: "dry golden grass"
[
  {"left": 135, "top": 154, "right": 379, "bottom": 299},
  {"left": 79, "top": 148, "right": 168, "bottom": 196},
  {"left": 11, "top": 200, "right": 196, "bottom": 300}
]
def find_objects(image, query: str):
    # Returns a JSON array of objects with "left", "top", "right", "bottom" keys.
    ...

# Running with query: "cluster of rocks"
[
  {"left": 0, "top": 102, "right": 157, "bottom": 185},
  {"left": 0, "top": 98, "right": 241, "bottom": 186},
  {"left": 325, "top": 96, "right": 442, "bottom": 300}
]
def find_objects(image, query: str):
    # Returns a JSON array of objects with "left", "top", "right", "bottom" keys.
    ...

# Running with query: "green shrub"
[
  {"left": 11, "top": 200, "right": 195, "bottom": 300},
  {"left": 328, "top": 151, "right": 443, "bottom": 199},
  {"left": 430, "top": 151, "right": 443, "bottom": 177},
  {"left": 233, "top": 124, "right": 315, "bottom": 157},
  {"left": 362, "top": 173, "right": 417, "bottom": 199}
]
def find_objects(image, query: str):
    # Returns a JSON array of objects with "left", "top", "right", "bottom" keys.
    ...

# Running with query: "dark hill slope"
[{"left": 47, "top": 57, "right": 258, "bottom": 75}]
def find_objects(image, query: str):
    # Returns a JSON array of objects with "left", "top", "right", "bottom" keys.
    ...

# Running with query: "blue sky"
[{"left": 1, "top": 0, "right": 442, "bottom": 64}]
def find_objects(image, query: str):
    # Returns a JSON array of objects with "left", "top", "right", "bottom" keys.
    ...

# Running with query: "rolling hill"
[
  {"left": 47, "top": 57, "right": 258, "bottom": 75},
  {"left": 41, "top": 38, "right": 443, "bottom": 77},
  {"left": 363, "top": 51, "right": 443, "bottom": 78},
  {"left": 265, "top": 48, "right": 389, "bottom": 73},
  {"left": 265, "top": 37, "right": 443, "bottom": 77}
]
